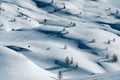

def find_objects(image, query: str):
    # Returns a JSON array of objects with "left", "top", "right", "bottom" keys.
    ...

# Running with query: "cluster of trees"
[
  {"left": 106, "top": 54, "right": 118, "bottom": 62},
  {"left": 105, "top": 38, "right": 116, "bottom": 50},
  {"left": 107, "top": 7, "right": 119, "bottom": 14},
  {"left": 50, "top": 0, "right": 67, "bottom": 14},
  {"left": 65, "top": 57, "right": 79, "bottom": 68},
  {"left": 57, "top": 57, "right": 78, "bottom": 80},
  {"left": 61, "top": 28, "right": 69, "bottom": 34},
  {"left": 107, "top": 38, "right": 116, "bottom": 44},
  {"left": 70, "top": 22, "right": 76, "bottom": 26},
  {"left": 89, "top": 38, "right": 116, "bottom": 44}
]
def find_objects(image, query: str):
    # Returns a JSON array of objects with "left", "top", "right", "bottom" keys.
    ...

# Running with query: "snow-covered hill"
[{"left": 0, "top": 0, "right": 120, "bottom": 80}]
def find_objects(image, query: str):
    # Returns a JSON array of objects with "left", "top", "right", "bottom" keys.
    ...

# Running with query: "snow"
[{"left": 0, "top": 0, "right": 120, "bottom": 80}]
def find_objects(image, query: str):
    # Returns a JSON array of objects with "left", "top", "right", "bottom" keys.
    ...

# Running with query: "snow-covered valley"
[{"left": 0, "top": 0, "right": 120, "bottom": 80}]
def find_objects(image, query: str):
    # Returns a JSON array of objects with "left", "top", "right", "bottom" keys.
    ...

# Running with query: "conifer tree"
[
  {"left": 58, "top": 70, "right": 63, "bottom": 80},
  {"left": 70, "top": 57, "right": 73, "bottom": 64},
  {"left": 112, "top": 54, "right": 118, "bottom": 62},
  {"left": 75, "top": 62, "right": 78, "bottom": 68},
  {"left": 65, "top": 57, "right": 70, "bottom": 65}
]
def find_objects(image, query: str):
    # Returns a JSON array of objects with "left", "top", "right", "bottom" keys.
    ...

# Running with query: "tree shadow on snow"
[
  {"left": 32, "top": 0, "right": 51, "bottom": 8},
  {"left": 96, "top": 21, "right": 120, "bottom": 32},
  {"left": 45, "top": 59, "right": 76, "bottom": 71},
  {"left": 6, "top": 45, "right": 30, "bottom": 52}
]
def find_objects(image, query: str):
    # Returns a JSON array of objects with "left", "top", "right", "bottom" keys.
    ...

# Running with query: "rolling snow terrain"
[{"left": 0, "top": 0, "right": 120, "bottom": 80}]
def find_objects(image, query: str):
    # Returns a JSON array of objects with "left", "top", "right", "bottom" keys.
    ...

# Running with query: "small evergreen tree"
[
  {"left": 113, "top": 38, "right": 115, "bottom": 42},
  {"left": 62, "top": 28, "right": 66, "bottom": 32},
  {"left": 91, "top": 39, "right": 96, "bottom": 43},
  {"left": 108, "top": 7, "right": 111, "bottom": 10},
  {"left": 12, "top": 28, "right": 15, "bottom": 31},
  {"left": 44, "top": 18, "right": 47, "bottom": 25},
  {"left": 28, "top": 45, "right": 30, "bottom": 48},
  {"left": 9, "top": 18, "right": 16, "bottom": 22},
  {"left": 106, "top": 54, "right": 109, "bottom": 59},
  {"left": 17, "top": 7, "right": 19, "bottom": 10},
  {"left": 46, "top": 47, "right": 50, "bottom": 50},
  {"left": 112, "top": 54, "right": 118, "bottom": 62},
  {"left": 107, "top": 39, "right": 110, "bottom": 44},
  {"left": 63, "top": 5, "right": 66, "bottom": 9},
  {"left": 65, "top": 31, "right": 69, "bottom": 34},
  {"left": 16, "top": 14, "right": 21, "bottom": 17},
  {"left": 72, "top": 22, "right": 76, "bottom": 26},
  {"left": 116, "top": 9, "right": 119, "bottom": 14},
  {"left": 63, "top": 45, "right": 67, "bottom": 49},
  {"left": 65, "top": 57, "right": 70, "bottom": 65},
  {"left": 105, "top": 46, "right": 108, "bottom": 50},
  {"left": 58, "top": 70, "right": 62, "bottom": 80},
  {"left": 51, "top": 0, "right": 54, "bottom": 4},
  {"left": 80, "top": 11, "right": 82, "bottom": 15},
  {"left": 75, "top": 62, "right": 78, "bottom": 68},
  {"left": 70, "top": 57, "right": 73, "bottom": 64}
]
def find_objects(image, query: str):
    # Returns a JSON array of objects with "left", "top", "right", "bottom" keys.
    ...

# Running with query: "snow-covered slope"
[{"left": 0, "top": 0, "right": 120, "bottom": 80}]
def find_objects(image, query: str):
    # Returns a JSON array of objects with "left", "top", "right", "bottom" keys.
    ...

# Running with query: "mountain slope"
[{"left": 0, "top": 0, "right": 120, "bottom": 80}]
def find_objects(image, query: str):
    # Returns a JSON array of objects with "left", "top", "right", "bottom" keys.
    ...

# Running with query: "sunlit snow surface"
[{"left": 0, "top": 0, "right": 120, "bottom": 80}]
